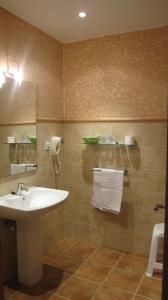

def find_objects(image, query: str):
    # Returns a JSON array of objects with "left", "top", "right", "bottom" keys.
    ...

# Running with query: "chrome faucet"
[{"left": 15, "top": 183, "right": 29, "bottom": 195}]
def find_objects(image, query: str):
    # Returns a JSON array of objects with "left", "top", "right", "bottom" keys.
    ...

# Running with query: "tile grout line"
[
  {"left": 42, "top": 240, "right": 82, "bottom": 300},
  {"left": 50, "top": 239, "right": 101, "bottom": 263},
  {"left": 49, "top": 293, "right": 70, "bottom": 300},
  {"left": 114, "top": 266, "right": 147, "bottom": 276},
  {"left": 132, "top": 272, "right": 163, "bottom": 300},
  {"left": 46, "top": 239, "right": 81, "bottom": 264},
  {"left": 68, "top": 246, "right": 124, "bottom": 277},
  {"left": 54, "top": 246, "right": 123, "bottom": 299},
  {"left": 132, "top": 274, "right": 145, "bottom": 300},
  {"left": 90, "top": 252, "right": 126, "bottom": 300},
  {"left": 47, "top": 242, "right": 160, "bottom": 300},
  {"left": 53, "top": 246, "right": 101, "bottom": 297},
  {"left": 59, "top": 244, "right": 112, "bottom": 270},
  {"left": 148, "top": 274, "right": 163, "bottom": 281},
  {"left": 6, "top": 240, "right": 158, "bottom": 300}
]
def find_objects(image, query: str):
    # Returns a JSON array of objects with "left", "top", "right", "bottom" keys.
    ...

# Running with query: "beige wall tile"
[
  {"left": 63, "top": 123, "right": 166, "bottom": 257},
  {"left": 64, "top": 201, "right": 92, "bottom": 224},
  {"left": 129, "top": 169, "right": 155, "bottom": 191},
  {"left": 132, "top": 190, "right": 155, "bottom": 235},
  {"left": 153, "top": 170, "right": 166, "bottom": 193},
  {"left": 66, "top": 182, "right": 92, "bottom": 204}
]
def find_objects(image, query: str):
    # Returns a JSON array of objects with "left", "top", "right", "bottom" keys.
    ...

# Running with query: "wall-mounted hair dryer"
[{"left": 50, "top": 136, "right": 62, "bottom": 175}]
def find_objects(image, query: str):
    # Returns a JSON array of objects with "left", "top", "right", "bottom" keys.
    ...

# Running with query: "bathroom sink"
[
  {"left": 0, "top": 187, "right": 69, "bottom": 286},
  {"left": 0, "top": 186, "right": 69, "bottom": 286},
  {"left": 0, "top": 186, "right": 68, "bottom": 220}
]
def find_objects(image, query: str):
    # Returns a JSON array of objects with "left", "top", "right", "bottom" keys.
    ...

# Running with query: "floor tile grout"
[
  {"left": 123, "top": 253, "right": 148, "bottom": 260},
  {"left": 133, "top": 296, "right": 155, "bottom": 300},
  {"left": 54, "top": 246, "right": 101, "bottom": 298},
  {"left": 113, "top": 266, "right": 147, "bottom": 276},
  {"left": 55, "top": 275, "right": 100, "bottom": 299},
  {"left": 149, "top": 275, "right": 163, "bottom": 281},
  {"left": 50, "top": 295, "right": 70, "bottom": 300},
  {"left": 55, "top": 246, "right": 123, "bottom": 299},
  {"left": 132, "top": 274, "right": 145, "bottom": 300},
  {"left": 50, "top": 239, "right": 100, "bottom": 264},
  {"left": 90, "top": 252, "right": 126, "bottom": 300},
  {"left": 47, "top": 239, "right": 80, "bottom": 264},
  {"left": 5, "top": 239, "right": 163, "bottom": 300}
]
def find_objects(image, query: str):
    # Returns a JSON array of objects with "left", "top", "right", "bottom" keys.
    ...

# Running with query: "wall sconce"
[{"left": 0, "top": 56, "right": 23, "bottom": 88}]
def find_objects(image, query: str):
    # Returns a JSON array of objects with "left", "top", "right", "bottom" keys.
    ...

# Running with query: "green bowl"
[
  {"left": 29, "top": 137, "right": 37, "bottom": 144},
  {"left": 83, "top": 136, "right": 98, "bottom": 144}
]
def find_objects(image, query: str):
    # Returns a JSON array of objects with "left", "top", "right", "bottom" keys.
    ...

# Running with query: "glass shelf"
[
  {"left": 5, "top": 142, "right": 36, "bottom": 145},
  {"left": 83, "top": 143, "right": 135, "bottom": 147}
]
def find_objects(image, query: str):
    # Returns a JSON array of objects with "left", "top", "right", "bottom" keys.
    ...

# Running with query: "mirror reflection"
[{"left": 0, "top": 78, "right": 37, "bottom": 178}]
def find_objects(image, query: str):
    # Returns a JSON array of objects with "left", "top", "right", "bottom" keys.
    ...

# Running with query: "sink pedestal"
[
  {"left": 0, "top": 187, "right": 69, "bottom": 286},
  {"left": 17, "top": 217, "right": 42, "bottom": 286}
]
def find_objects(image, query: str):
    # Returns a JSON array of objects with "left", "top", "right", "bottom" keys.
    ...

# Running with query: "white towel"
[
  {"left": 10, "top": 163, "right": 37, "bottom": 175},
  {"left": 92, "top": 168, "right": 124, "bottom": 213},
  {"left": 25, "top": 164, "right": 37, "bottom": 172},
  {"left": 11, "top": 164, "right": 26, "bottom": 175}
]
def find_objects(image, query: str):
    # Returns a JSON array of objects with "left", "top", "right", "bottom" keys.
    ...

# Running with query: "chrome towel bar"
[{"left": 91, "top": 168, "right": 128, "bottom": 176}]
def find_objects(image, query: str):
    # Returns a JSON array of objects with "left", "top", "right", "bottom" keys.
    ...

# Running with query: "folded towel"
[
  {"left": 92, "top": 168, "right": 124, "bottom": 213},
  {"left": 92, "top": 171, "right": 101, "bottom": 209},
  {"left": 11, "top": 163, "right": 37, "bottom": 175},
  {"left": 25, "top": 164, "right": 37, "bottom": 172},
  {"left": 11, "top": 164, "right": 26, "bottom": 175}
]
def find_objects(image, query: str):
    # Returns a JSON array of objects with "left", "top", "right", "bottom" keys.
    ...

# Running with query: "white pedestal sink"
[
  {"left": 17, "top": 217, "right": 43, "bottom": 286},
  {"left": 0, "top": 187, "right": 69, "bottom": 286}
]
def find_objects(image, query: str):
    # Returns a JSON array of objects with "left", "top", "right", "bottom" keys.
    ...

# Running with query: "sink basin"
[
  {"left": 0, "top": 186, "right": 68, "bottom": 220},
  {"left": 0, "top": 186, "right": 69, "bottom": 286}
]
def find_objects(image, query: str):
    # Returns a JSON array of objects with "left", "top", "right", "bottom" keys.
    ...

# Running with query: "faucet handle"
[
  {"left": 18, "top": 182, "right": 28, "bottom": 187},
  {"left": 15, "top": 182, "right": 29, "bottom": 195}
]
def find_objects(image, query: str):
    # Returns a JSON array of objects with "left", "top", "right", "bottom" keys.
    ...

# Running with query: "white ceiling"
[{"left": 0, "top": 0, "right": 168, "bottom": 43}]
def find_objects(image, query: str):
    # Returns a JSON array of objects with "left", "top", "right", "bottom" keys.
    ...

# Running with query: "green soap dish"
[
  {"left": 29, "top": 137, "right": 37, "bottom": 144},
  {"left": 82, "top": 136, "right": 98, "bottom": 144}
]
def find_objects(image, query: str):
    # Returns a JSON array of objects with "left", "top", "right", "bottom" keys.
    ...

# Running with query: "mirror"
[{"left": 0, "top": 78, "right": 37, "bottom": 178}]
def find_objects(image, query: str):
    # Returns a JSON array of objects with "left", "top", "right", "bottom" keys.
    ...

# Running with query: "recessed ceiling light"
[{"left": 78, "top": 11, "right": 87, "bottom": 18}]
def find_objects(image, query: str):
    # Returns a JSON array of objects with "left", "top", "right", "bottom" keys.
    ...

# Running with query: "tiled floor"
[{"left": 5, "top": 238, "right": 162, "bottom": 300}]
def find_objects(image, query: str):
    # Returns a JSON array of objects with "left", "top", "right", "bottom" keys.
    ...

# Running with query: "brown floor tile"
[
  {"left": 49, "top": 239, "right": 78, "bottom": 254},
  {"left": 52, "top": 255, "right": 83, "bottom": 274},
  {"left": 57, "top": 276, "right": 99, "bottom": 300},
  {"left": 104, "top": 268, "right": 142, "bottom": 293},
  {"left": 137, "top": 277, "right": 162, "bottom": 300},
  {"left": 75, "top": 261, "right": 111, "bottom": 283},
  {"left": 5, "top": 265, "right": 70, "bottom": 298},
  {"left": 43, "top": 264, "right": 70, "bottom": 282},
  {"left": 116, "top": 255, "right": 147, "bottom": 274},
  {"left": 43, "top": 252, "right": 59, "bottom": 264},
  {"left": 66, "top": 243, "right": 96, "bottom": 260},
  {"left": 4, "top": 287, "right": 16, "bottom": 299},
  {"left": 31, "top": 292, "right": 55, "bottom": 299},
  {"left": 7, "top": 292, "right": 50, "bottom": 300},
  {"left": 49, "top": 294, "right": 68, "bottom": 300},
  {"left": 7, "top": 290, "right": 63, "bottom": 300},
  {"left": 7, "top": 292, "right": 34, "bottom": 299},
  {"left": 89, "top": 247, "right": 122, "bottom": 266},
  {"left": 134, "top": 296, "right": 151, "bottom": 300},
  {"left": 92, "top": 285, "right": 134, "bottom": 300},
  {"left": 43, "top": 239, "right": 78, "bottom": 265}
]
